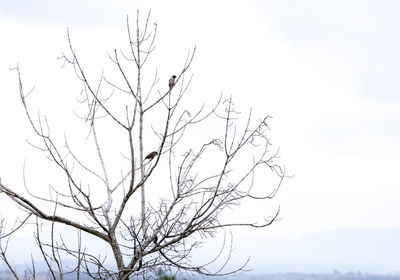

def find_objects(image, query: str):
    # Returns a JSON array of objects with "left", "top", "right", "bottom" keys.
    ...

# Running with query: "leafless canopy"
[{"left": 0, "top": 11, "right": 285, "bottom": 280}]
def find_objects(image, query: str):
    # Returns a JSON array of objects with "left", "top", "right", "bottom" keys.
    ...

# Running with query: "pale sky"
[{"left": 1, "top": 0, "right": 400, "bottom": 244}]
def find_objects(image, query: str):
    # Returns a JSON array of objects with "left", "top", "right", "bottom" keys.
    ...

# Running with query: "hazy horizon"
[{"left": 2, "top": 227, "right": 400, "bottom": 275}]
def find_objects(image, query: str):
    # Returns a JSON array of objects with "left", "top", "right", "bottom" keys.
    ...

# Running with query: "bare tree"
[
  {"left": 0, "top": 216, "right": 29, "bottom": 280},
  {"left": 0, "top": 11, "right": 285, "bottom": 280}
]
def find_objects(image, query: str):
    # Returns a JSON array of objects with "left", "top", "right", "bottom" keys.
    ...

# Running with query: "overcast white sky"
[{"left": 1, "top": 0, "right": 400, "bottom": 243}]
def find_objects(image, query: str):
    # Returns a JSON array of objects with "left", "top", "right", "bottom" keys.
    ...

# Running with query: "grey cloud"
[{"left": 253, "top": 0, "right": 400, "bottom": 101}]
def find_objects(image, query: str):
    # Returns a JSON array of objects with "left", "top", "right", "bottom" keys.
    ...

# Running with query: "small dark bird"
[
  {"left": 153, "top": 235, "right": 158, "bottom": 244},
  {"left": 144, "top": 151, "right": 158, "bottom": 161},
  {"left": 169, "top": 75, "right": 176, "bottom": 90}
]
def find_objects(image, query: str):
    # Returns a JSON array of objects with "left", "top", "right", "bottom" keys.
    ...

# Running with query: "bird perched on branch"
[
  {"left": 169, "top": 75, "right": 176, "bottom": 90},
  {"left": 144, "top": 151, "right": 158, "bottom": 161}
]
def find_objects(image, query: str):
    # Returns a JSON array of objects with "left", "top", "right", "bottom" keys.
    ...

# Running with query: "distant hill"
[
  {"left": 220, "top": 228, "right": 400, "bottom": 274},
  {"left": 218, "top": 272, "right": 400, "bottom": 280},
  {"left": 1, "top": 228, "right": 400, "bottom": 275},
  {"left": 1, "top": 271, "right": 400, "bottom": 280}
]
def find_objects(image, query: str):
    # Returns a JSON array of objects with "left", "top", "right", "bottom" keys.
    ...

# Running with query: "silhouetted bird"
[
  {"left": 169, "top": 75, "right": 176, "bottom": 90},
  {"left": 144, "top": 151, "right": 158, "bottom": 161},
  {"left": 154, "top": 235, "right": 158, "bottom": 244}
]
